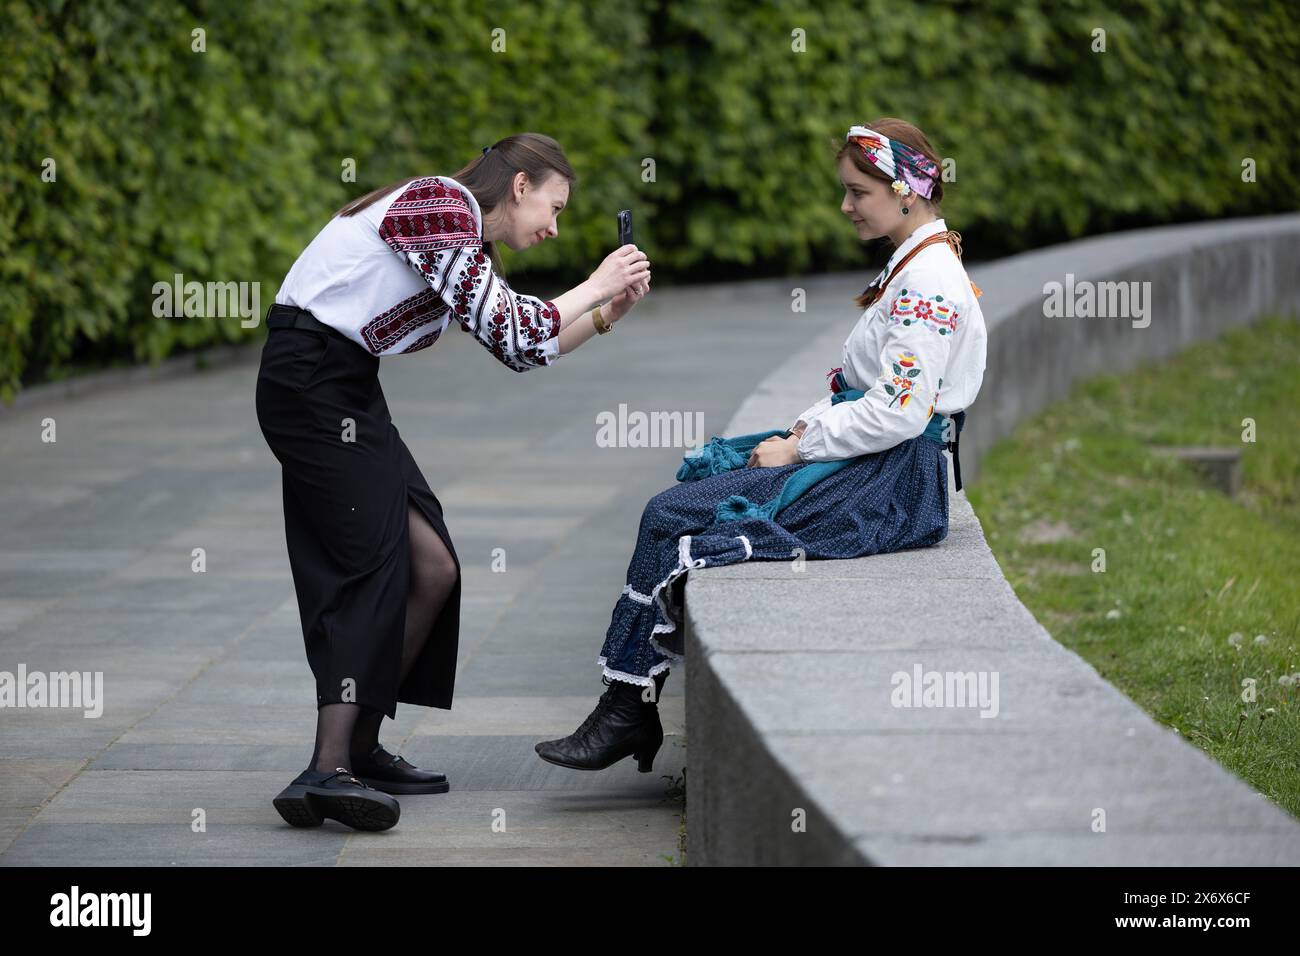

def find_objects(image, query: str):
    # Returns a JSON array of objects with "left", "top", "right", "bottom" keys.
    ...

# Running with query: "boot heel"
[{"left": 634, "top": 730, "right": 664, "bottom": 773}]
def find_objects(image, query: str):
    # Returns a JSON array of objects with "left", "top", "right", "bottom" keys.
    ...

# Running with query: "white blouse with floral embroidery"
[
  {"left": 793, "top": 218, "right": 988, "bottom": 462},
  {"left": 274, "top": 175, "right": 562, "bottom": 371}
]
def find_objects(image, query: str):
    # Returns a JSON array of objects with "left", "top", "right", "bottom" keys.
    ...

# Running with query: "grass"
[
  {"left": 967, "top": 314, "right": 1300, "bottom": 821},
  {"left": 660, "top": 762, "right": 687, "bottom": 866}
]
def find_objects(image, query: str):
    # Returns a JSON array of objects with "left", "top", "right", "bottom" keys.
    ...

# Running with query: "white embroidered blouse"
[
  {"left": 273, "top": 175, "right": 562, "bottom": 371},
  {"left": 794, "top": 218, "right": 988, "bottom": 462}
]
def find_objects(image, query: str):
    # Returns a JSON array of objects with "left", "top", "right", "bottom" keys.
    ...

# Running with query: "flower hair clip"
[{"left": 891, "top": 180, "right": 912, "bottom": 196}]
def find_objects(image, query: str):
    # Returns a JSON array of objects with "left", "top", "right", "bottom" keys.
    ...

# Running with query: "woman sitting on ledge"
[{"left": 534, "top": 117, "right": 988, "bottom": 774}]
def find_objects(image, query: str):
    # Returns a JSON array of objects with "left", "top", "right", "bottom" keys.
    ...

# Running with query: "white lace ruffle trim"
[
  {"left": 600, "top": 533, "right": 753, "bottom": 684},
  {"left": 622, "top": 583, "right": 653, "bottom": 605},
  {"left": 595, "top": 655, "right": 674, "bottom": 687}
]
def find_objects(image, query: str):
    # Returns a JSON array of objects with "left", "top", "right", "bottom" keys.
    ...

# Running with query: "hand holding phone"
[
  {"left": 616, "top": 209, "right": 648, "bottom": 295},
  {"left": 592, "top": 239, "right": 649, "bottom": 302}
]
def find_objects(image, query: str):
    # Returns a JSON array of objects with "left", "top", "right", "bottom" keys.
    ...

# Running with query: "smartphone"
[{"left": 617, "top": 209, "right": 633, "bottom": 247}]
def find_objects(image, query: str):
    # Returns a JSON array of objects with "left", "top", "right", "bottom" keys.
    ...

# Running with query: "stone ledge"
[{"left": 684, "top": 214, "right": 1300, "bottom": 865}]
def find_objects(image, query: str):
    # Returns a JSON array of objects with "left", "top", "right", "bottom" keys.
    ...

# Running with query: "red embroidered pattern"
[
  {"left": 360, "top": 288, "right": 448, "bottom": 354},
  {"left": 376, "top": 177, "right": 561, "bottom": 370},
  {"left": 378, "top": 177, "right": 478, "bottom": 253},
  {"left": 888, "top": 287, "right": 958, "bottom": 336},
  {"left": 402, "top": 326, "right": 445, "bottom": 354}
]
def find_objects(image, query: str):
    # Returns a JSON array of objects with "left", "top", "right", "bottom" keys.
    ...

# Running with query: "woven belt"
[
  {"left": 941, "top": 408, "right": 972, "bottom": 489},
  {"left": 784, "top": 407, "right": 968, "bottom": 491}
]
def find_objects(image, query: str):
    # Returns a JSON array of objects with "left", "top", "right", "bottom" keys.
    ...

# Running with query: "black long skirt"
[{"left": 254, "top": 319, "right": 462, "bottom": 719}]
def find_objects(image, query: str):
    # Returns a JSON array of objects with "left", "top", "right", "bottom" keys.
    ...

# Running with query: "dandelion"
[
  {"left": 1227, "top": 632, "right": 1244, "bottom": 649},
  {"left": 1253, "top": 634, "right": 1268, "bottom": 645},
  {"left": 1106, "top": 608, "right": 1122, "bottom": 620},
  {"left": 1231, "top": 712, "right": 1248, "bottom": 741}
]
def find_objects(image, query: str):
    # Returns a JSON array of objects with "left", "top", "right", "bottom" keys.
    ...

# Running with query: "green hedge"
[{"left": 2, "top": 0, "right": 1297, "bottom": 402}]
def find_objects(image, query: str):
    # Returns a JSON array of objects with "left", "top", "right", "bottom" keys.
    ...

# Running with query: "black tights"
[{"left": 309, "top": 503, "right": 458, "bottom": 773}]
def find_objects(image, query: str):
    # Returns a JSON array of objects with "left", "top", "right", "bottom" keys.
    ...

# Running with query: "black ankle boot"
[{"left": 534, "top": 670, "right": 668, "bottom": 773}]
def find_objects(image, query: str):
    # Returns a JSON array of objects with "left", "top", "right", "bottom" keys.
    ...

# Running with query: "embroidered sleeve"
[
  {"left": 796, "top": 285, "right": 957, "bottom": 461},
  {"left": 379, "top": 178, "right": 562, "bottom": 372}
]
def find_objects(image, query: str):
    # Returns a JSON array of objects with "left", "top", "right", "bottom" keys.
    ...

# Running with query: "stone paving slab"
[{"left": 0, "top": 272, "right": 847, "bottom": 864}]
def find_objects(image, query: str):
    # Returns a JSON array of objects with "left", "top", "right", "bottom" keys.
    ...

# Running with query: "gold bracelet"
[{"left": 592, "top": 304, "right": 613, "bottom": 334}]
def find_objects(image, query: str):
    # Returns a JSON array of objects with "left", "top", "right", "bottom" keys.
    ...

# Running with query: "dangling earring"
[{"left": 901, "top": 204, "right": 910, "bottom": 216}]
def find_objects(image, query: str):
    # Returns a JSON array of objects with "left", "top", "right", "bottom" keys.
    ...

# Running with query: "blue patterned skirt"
[{"left": 597, "top": 431, "right": 950, "bottom": 685}]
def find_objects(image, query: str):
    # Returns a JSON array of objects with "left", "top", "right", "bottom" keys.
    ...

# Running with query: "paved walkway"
[{"left": 0, "top": 273, "right": 857, "bottom": 865}]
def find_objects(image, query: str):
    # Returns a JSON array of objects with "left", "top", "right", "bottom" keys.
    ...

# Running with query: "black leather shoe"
[
  {"left": 534, "top": 671, "right": 668, "bottom": 772},
  {"left": 351, "top": 745, "right": 450, "bottom": 794},
  {"left": 272, "top": 767, "right": 400, "bottom": 831}
]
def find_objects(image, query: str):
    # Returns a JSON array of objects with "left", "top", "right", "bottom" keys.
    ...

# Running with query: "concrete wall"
[{"left": 685, "top": 214, "right": 1300, "bottom": 866}]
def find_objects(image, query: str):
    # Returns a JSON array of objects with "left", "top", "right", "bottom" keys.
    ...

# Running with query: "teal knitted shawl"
[{"left": 676, "top": 374, "right": 951, "bottom": 524}]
